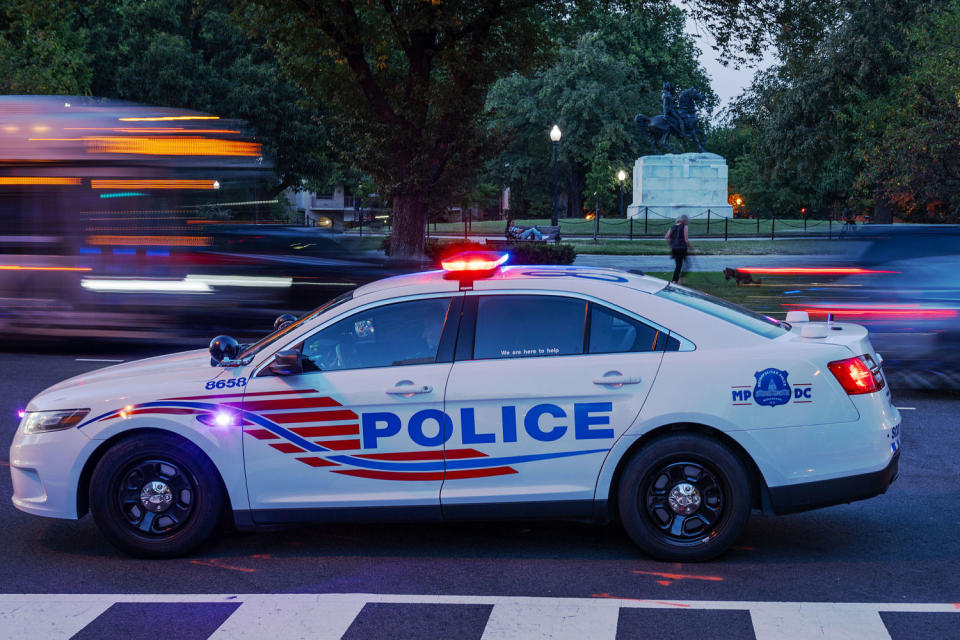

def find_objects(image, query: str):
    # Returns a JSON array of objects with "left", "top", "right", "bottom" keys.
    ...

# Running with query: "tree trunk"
[
  {"left": 390, "top": 191, "right": 428, "bottom": 259},
  {"left": 872, "top": 198, "right": 894, "bottom": 224}
]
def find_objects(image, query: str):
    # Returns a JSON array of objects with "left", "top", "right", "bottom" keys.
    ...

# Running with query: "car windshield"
[
  {"left": 238, "top": 291, "right": 354, "bottom": 359},
  {"left": 656, "top": 284, "right": 789, "bottom": 338}
]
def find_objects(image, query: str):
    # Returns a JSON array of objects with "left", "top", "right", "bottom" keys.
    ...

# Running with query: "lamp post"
[
  {"left": 617, "top": 169, "right": 626, "bottom": 218},
  {"left": 550, "top": 125, "right": 561, "bottom": 226}
]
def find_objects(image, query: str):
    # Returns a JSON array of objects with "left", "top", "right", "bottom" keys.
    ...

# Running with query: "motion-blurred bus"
[{"left": 0, "top": 96, "right": 396, "bottom": 344}]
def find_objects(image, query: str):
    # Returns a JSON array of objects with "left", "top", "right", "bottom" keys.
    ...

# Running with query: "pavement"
[{"left": 0, "top": 349, "right": 958, "bottom": 639}]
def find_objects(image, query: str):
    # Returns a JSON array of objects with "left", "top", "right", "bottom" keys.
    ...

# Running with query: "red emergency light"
[{"left": 440, "top": 251, "right": 509, "bottom": 273}]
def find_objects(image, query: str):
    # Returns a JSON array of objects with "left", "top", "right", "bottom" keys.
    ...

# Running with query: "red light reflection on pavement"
[
  {"left": 591, "top": 593, "right": 692, "bottom": 607},
  {"left": 633, "top": 570, "right": 724, "bottom": 582}
]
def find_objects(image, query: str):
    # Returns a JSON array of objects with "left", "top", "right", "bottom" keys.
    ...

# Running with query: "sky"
[{"left": 683, "top": 16, "right": 778, "bottom": 112}]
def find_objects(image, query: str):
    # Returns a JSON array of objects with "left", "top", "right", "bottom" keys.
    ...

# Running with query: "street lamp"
[
  {"left": 550, "top": 125, "right": 561, "bottom": 226},
  {"left": 617, "top": 169, "right": 626, "bottom": 218}
]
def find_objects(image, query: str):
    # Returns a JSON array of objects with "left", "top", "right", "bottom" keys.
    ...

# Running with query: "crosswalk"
[{"left": 0, "top": 593, "right": 956, "bottom": 639}]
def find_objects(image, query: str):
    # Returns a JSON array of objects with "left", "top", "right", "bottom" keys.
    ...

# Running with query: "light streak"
[
  {"left": 86, "top": 235, "right": 212, "bottom": 247},
  {"left": 185, "top": 274, "right": 292, "bottom": 288},
  {"left": 91, "top": 179, "right": 219, "bottom": 190},
  {"left": 197, "top": 199, "right": 279, "bottom": 207},
  {"left": 735, "top": 267, "right": 898, "bottom": 275},
  {"left": 31, "top": 136, "right": 260, "bottom": 157},
  {"left": 0, "top": 177, "right": 81, "bottom": 185},
  {"left": 99, "top": 192, "right": 146, "bottom": 199},
  {"left": 118, "top": 115, "right": 221, "bottom": 122},
  {"left": 0, "top": 265, "right": 91, "bottom": 272},
  {"left": 65, "top": 127, "right": 240, "bottom": 134},
  {"left": 80, "top": 278, "right": 213, "bottom": 293},
  {"left": 784, "top": 304, "right": 958, "bottom": 319}
]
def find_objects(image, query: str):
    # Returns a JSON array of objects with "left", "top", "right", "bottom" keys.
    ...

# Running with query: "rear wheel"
[
  {"left": 618, "top": 433, "right": 752, "bottom": 562},
  {"left": 89, "top": 433, "right": 224, "bottom": 558}
]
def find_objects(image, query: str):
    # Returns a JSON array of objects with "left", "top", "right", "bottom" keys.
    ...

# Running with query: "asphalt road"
[{"left": 1, "top": 348, "right": 958, "bottom": 639}]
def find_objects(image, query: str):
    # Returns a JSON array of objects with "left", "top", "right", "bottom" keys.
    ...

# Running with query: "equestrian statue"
[{"left": 634, "top": 82, "right": 707, "bottom": 154}]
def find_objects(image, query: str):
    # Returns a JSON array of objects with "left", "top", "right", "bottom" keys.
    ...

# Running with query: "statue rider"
[{"left": 661, "top": 82, "right": 687, "bottom": 137}]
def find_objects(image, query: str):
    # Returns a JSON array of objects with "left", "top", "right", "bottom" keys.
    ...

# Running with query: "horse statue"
[{"left": 634, "top": 87, "right": 707, "bottom": 154}]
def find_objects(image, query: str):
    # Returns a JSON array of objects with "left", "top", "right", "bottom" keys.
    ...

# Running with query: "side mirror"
[
  {"left": 270, "top": 350, "right": 303, "bottom": 376},
  {"left": 209, "top": 335, "right": 240, "bottom": 365},
  {"left": 274, "top": 313, "right": 297, "bottom": 331}
]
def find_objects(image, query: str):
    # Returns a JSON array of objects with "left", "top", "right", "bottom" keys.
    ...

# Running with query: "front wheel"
[
  {"left": 618, "top": 434, "right": 752, "bottom": 562},
  {"left": 89, "top": 433, "right": 225, "bottom": 558}
]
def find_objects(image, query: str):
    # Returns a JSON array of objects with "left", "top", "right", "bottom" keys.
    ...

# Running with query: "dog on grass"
[{"left": 723, "top": 267, "right": 762, "bottom": 286}]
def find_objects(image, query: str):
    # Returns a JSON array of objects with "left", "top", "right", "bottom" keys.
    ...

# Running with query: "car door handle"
[
  {"left": 593, "top": 375, "right": 642, "bottom": 386},
  {"left": 386, "top": 383, "right": 433, "bottom": 395}
]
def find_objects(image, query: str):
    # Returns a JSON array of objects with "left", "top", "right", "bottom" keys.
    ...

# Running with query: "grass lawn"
[
  {"left": 427, "top": 217, "right": 839, "bottom": 238},
  {"left": 570, "top": 238, "right": 847, "bottom": 255},
  {"left": 645, "top": 271, "right": 807, "bottom": 319}
]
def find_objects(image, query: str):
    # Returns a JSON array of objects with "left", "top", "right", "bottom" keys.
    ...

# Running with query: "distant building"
[
  {"left": 286, "top": 185, "right": 357, "bottom": 230},
  {"left": 287, "top": 185, "right": 387, "bottom": 230}
]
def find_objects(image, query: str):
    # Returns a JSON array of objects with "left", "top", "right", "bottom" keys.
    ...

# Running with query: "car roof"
[{"left": 352, "top": 264, "right": 667, "bottom": 299}]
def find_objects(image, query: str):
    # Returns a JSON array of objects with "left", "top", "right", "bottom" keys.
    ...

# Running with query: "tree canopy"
[
  {"left": 719, "top": 0, "right": 960, "bottom": 220},
  {"left": 0, "top": 1, "right": 90, "bottom": 94},
  {"left": 484, "top": 7, "right": 713, "bottom": 220},
  {"left": 239, "top": 0, "right": 803, "bottom": 256},
  {"left": 0, "top": 0, "right": 332, "bottom": 196}
]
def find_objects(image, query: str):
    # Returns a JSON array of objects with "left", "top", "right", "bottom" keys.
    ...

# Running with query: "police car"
[{"left": 10, "top": 252, "right": 901, "bottom": 561}]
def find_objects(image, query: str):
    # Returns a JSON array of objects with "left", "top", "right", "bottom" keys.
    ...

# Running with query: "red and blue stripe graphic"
[{"left": 78, "top": 388, "right": 607, "bottom": 481}]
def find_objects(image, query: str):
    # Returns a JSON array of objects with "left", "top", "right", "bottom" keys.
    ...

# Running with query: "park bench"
[{"left": 503, "top": 224, "right": 562, "bottom": 242}]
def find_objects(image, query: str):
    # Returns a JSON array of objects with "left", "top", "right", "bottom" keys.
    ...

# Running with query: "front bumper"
[
  {"left": 9, "top": 426, "right": 93, "bottom": 520},
  {"left": 767, "top": 450, "right": 900, "bottom": 515}
]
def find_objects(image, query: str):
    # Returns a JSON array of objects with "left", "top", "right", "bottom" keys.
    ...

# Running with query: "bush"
[{"left": 382, "top": 237, "right": 576, "bottom": 265}]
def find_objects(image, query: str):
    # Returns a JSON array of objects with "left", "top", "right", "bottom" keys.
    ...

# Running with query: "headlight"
[{"left": 21, "top": 409, "right": 89, "bottom": 434}]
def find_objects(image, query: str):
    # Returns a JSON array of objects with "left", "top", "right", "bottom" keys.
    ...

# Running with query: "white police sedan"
[{"left": 10, "top": 252, "right": 901, "bottom": 560}]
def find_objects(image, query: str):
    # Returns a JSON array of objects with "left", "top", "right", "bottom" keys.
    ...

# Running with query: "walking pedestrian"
[{"left": 665, "top": 214, "right": 692, "bottom": 284}]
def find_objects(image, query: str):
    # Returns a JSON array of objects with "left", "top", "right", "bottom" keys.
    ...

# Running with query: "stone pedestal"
[{"left": 626, "top": 152, "right": 733, "bottom": 220}]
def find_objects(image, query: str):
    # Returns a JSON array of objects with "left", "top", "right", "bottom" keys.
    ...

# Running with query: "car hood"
[{"left": 27, "top": 349, "right": 219, "bottom": 412}]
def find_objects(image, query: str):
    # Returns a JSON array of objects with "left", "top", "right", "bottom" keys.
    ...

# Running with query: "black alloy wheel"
[
  {"left": 115, "top": 459, "right": 196, "bottom": 537},
  {"left": 618, "top": 433, "right": 752, "bottom": 562},
  {"left": 89, "top": 433, "right": 225, "bottom": 558},
  {"left": 643, "top": 460, "right": 725, "bottom": 545}
]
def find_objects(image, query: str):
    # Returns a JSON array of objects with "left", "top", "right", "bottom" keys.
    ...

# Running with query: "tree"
[
  {"left": 239, "top": 0, "right": 570, "bottom": 258},
  {"left": 722, "top": 1, "right": 932, "bottom": 216},
  {"left": 485, "top": 7, "right": 713, "bottom": 220},
  {"left": 0, "top": 0, "right": 90, "bottom": 94},
  {"left": 76, "top": 0, "right": 331, "bottom": 197},
  {"left": 0, "top": 0, "right": 334, "bottom": 196},
  {"left": 854, "top": 1, "right": 960, "bottom": 218}
]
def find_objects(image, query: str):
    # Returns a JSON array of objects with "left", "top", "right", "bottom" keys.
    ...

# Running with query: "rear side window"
[
  {"left": 474, "top": 295, "right": 586, "bottom": 359},
  {"left": 656, "top": 284, "right": 787, "bottom": 338},
  {"left": 588, "top": 304, "right": 661, "bottom": 353}
]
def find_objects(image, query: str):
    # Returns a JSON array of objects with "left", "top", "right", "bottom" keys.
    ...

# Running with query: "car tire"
[
  {"left": 618, "top": 433, "right": 752, "bottom": 562},
  {"left": 89, "top": 433, "right": 225, "bottom": 558}
]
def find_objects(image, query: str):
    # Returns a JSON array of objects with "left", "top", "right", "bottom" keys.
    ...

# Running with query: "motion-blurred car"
[{"left": 780, "top": 225, "right": 960, "bottom": 389}]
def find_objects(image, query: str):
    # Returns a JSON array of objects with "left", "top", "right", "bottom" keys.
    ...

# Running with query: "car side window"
[
  {"left": 473, "top": 295, "right": 586, "bottom": 360},
  {"left": 587, "top": 304, "right": 658, "bottom": 353},
  {"left": 301, "top": 297, "right": 452, "bottom": 371}
]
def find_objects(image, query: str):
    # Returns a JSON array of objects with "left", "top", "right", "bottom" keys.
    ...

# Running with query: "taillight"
[{"left": 828, "top": 355, "right": 885, "bottom": 395}]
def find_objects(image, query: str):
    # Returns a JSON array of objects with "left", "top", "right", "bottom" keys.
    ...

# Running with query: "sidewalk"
[{"left": 574, "top": 253, "right": 847, "bottom": 272}]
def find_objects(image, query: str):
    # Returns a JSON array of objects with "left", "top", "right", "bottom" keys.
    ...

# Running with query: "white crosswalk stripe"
[{"left": 0, "top": 593, "right": 955, "bottom": 640}]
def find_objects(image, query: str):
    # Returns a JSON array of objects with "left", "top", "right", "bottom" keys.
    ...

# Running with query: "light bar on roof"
[{"left": 440, "top": 251, "right": 509, "bottom": 272}]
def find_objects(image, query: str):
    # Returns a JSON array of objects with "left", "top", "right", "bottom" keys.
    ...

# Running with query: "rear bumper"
[{"left": 767, "top": 450, "right": 900, "bottom": 515}]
